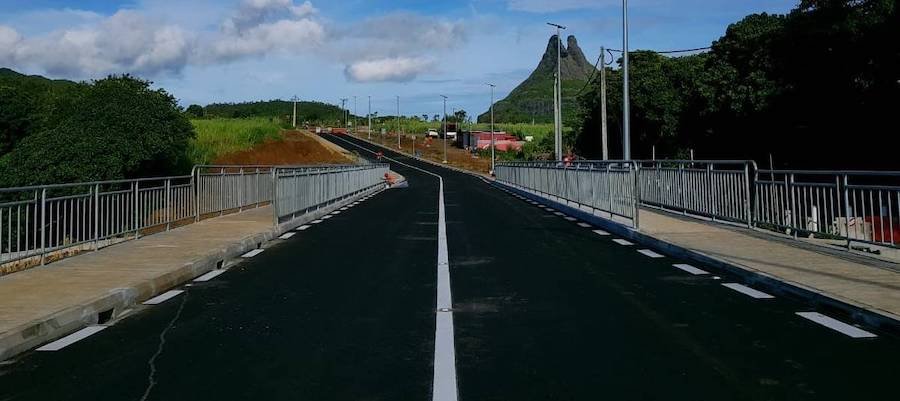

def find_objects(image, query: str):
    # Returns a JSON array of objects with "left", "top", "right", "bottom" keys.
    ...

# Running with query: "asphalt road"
[{"left": 0, "top": 134, "right": 896, "bottom": 400}]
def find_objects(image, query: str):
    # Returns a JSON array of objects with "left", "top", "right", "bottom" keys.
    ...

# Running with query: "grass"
[{"left": 188, "top": 118, "right": 284, "bottom": 164}]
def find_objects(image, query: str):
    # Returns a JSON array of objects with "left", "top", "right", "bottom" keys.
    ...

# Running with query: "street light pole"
[
  {"left": 622, "top": 0, "right": 631, "bottom": 160},
  {"left": 547, "top": 22, "right": 567, "bottom": 161},
  {"left": 353, "top": 96, "right": 357, "bottom": 134},
  {"left": 367, "top": 96, "right": 372, "bottom": 139},
  {"left": 440, "top": 95, "right": 448, "bottom": 163},
  {"left": 600, "top": 46, "right": 608, "bottom": 160},
  {"left": 487, "top": 83, "right": 496, "bottom": 174},
  {"left": 291, "top": 95, "right": 298, "bottom": 128},
  {"left": 340, "top": 98, "right": 347, "bottom": 130},
  {"left": 396, "top": 96, "right": 401, "bottom": 149}
]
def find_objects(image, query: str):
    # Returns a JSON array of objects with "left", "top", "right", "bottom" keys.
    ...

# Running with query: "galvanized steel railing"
[
  {"left": 637, "top": 160, "right": 753, "bottom": 227},
  {"left": 0, "top": 163, "right": 387, "bottom": 268},
  {"left": 273, "top": 164, "right": 389, "bottom": 224},
  {"left": 495, "top": 161, "right": 640, "bottom": 227},
  {"left": 755, "top": 170, "right": 900, "bottom": 248}
]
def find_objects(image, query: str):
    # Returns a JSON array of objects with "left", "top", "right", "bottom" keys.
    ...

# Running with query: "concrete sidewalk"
[
  {"left": 0, "top": 183, "right": 377, "bottom": 360},
  {"left": 637, "top": 209, "right": 900, "bottom": 326}
]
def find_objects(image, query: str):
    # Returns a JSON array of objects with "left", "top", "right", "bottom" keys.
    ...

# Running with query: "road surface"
[{"left": 0, "top": 134, "right": 896, "bottom": 400}]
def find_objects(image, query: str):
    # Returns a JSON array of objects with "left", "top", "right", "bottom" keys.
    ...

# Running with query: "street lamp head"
[{"left": 546, "top": 22, "right": 567, "bottom": 30}]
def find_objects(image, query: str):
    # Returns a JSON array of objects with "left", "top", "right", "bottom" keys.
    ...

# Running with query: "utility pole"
[
  {"left": 367, "top": 96, "right": 372, "bottom": 139},
  {"left": 440, "top": 95, "right": 448, "bottom": 163},
  {"left": 600, "top": 46, "right": 608, "bottom": 160},
  {"left": 622, "top": 0, "right": 631, "bottom": 160},
  {"left": 487, "top": 83, "right": 496, "bottom": 174},
  {"left": 340, "top": 98, "right": 348, "bottom": 129},
  {"left": 291, "top": 95, "right": 298, "bottom": 128},
  {"left": 547, "top": 22, "right": 566, "bottom": 161},
  {"left": 396, "top": 96, "right": 401, "bottom": 149}
]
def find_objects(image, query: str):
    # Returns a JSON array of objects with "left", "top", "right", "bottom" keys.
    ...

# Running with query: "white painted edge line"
[
  {"left": 340, "top": 207, "right": 348, "bottom": 211},
  {"left": 311, "top": 219, "right": 323, "bottom": 224},
  {"left": 295, "top": 225, "right": 311, "bottom": 231},
  {"left": 577, "top": 222, "right": 592, "bottom": 228},
  {"left": 142, "top": 289, "right": 185, "bottom": 305},
  {"left": 563, "top": 216, "right": 577, "bottom": 221},
  {"left": 612, "top": 239, "right": 634, "bottom": 246},
  {"left": 279, "top": 232, "right": 296, "bottom": 239},
  {"left": 332, "top": 211, "right": 341, "bottom": 215},
  {"left": 546, "top": 208, "right": 556, "bottom": 212},
  {"left": 553, "top": 212, "right": 565, "bottom": 216},
  {"left": 722, "top": 283, "right": 774, "bottom": 299},
  {"left": 241, "top": 249, "right": 264, "bottom": 258},
  {"left": 592, "top": 229, "right": 610, "bottom": 236},
  {"left": 36, "top": 326, "right": 108, "bottom": 351},
  {"left": 194, "top": 269, "right": 227, "bottom": 282},
  {"left": 796, "top": 312, "right": 877, "bottom": 338},
  {"left": 322, "top": 215, "right": 333, "bottom": 219},
  {"left": 637, "top": 249, "right": 665, "bottom": 259},
  {"left": 672, "top": 263, "right": 709, "bottom": 275}
]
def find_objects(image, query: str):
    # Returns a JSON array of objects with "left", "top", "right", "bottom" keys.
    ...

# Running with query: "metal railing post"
[
  {"left": 193, "top": 167, "right": 200, "bottom": 222},
  {"left": 744, "top": 162, "right": 753, "bottom": 228},
  {"left": 272, "top": 168, "right": 279, "bottom": 227},
  {"left": 238, "top": 167, "right": 244, "bottom": 212},
  {"left": 789, "top": 173, "right": 797, "bottom": 238},
  {"left": 39, "top": 188, "right": 46, "bottom": 265},
  {"left": 93, "top": 184, "right": 99, "bottom": 250},
  {"left": 842, "top": 174, "right": 852, "bottom": 249},
  {"left": 165, "top": 179, "right": 172, "bottom": 231},
  {"left": 133, "top": 181, "right": 139, "bottom": 239}
]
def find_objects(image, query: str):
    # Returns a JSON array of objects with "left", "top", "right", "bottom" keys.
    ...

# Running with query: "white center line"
[
  {"left": 36, "top": 326, "right": 107, "bottom": 351},
  {"left": 612, "top": 238, "right": 634, "bottom": 246},
  {"left": 592, "top": 229, "right": 610, "bottom": 236},
  {"left": 194, "top": 269, "right": 227, "bottom": 282},
  {"left": 143, "top": 290, "right": 185, "bottom": 305},
  {"left": 722, "top": 283, "right": 774, "bottom": 299},
  {"left": 672, "top": 263, "right": 709, "bottom": 275},
  {"left": 279, "top": 232, "right": 296, "bottom": 239},
  {"left": 796, "top": 312, "right": 877, "bottom": 338},
  {"left": 637, "top": 249, "right": 665, "bottom": 258},
  {"left": 241, "top": 249, "right": 264, "bottom": 258}
]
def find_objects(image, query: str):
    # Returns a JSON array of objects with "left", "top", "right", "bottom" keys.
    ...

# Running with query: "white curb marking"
[
  {"left": 241, "top": 249, "right": 264, "bottom": 258},
  {"left": 295, "top": 225, "right": 311, "bottom": 231},
  {"left": 36, "top": 326, "right": 107, "bottom": 351},
  {"left": 612, "top": 239, "right": 634, "bottom": 246},
  {"left": 722, "top": 283, "right": 774, "bottom": 299},
  {"left": 593, "top": 229, "right": 610, "bottom": 236},
  {"left": 637, "top": 249, "right": 665, "bottom": 258},
  {"left": 796, "top": 312, "right": 877, "bottom": 338},
  {"left": 279, "top": 232, "right": 296, "bottom": 239},
  {"left": 673, "top": 263, "right": 709, "bottom": 275},
  {"left": 194, "top": 269, "right": 227, "bottom": 282},
  {"left": 143, "top": 290, "right": 185, "bottom": 305}
]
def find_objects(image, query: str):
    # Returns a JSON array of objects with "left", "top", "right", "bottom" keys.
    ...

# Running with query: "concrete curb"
[
  {"left": 494, "top": 180, "right": 900, "bottom": 336},
  {"left": 0, "top": 185, "right": 384, "bottom": 361}
]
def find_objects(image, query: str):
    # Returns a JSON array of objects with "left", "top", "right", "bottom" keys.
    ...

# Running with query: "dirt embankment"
[{"left": 214, "top": 130, "right": 357, "bottom": 165}]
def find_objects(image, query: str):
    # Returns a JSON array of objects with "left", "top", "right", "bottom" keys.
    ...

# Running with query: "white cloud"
[
  {"left": 0, "top": 25, "right": 21, "bottom": 63},
  {"left": 208, "top": 18, "right": 324, "bottom": 61},
  {"left": 507, "top": 0, "right": 617, "bottom": 13},
  {"left": 345, "top": 57, "right": 435, "bottom": 82}
]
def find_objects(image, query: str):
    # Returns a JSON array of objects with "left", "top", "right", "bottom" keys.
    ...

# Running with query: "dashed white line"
[
  {"left": 36, "top": 326, "right": 107, "bottom": 351},
  {"left": 143, "top": 290, "right": 185, "bottom": 305},
  {"left": 796, "top": 312, "right": 877, "bottom": 338},
  {"left": 563, "top": 216, "right": 577, "bottom": 221},
  {"left": 554, "top": 212, "right": 565, "bottom": 216},
  {"left": 241, "top": 249, "right": 264, "bottom": 258},
  {"left": 194, "top": 269, "right": 227, "bottom": 282},
  {"left": 637, "top": 249, "right": 665, "bottom": 258},
  {"left": 310, "top": 219, "right": 323, "bottom": 224},
  {"left": 322, "top": 215, "right": 333, "bottom": 220},
  {"left": 672, "top": 263, "right": 709, "bottom": 275},
  {"left": 592, "top": 229, "right": 610, "bottom": 236},
  {"left": 332, "top": 211, "right": 342, "bottom": 215},
  {"left": 295, "top": 225, "right": 311, "bottom": 231},
  {"left": 612, "top": 239, "right": 634, "bottom": 246},
  {"left": 340, "top": 207, "right": 348, "bottom": 211},
  {"left": 577, "top": 222, "right": 592, "bottom": 228},
  {"left": 279, "top": 232, "right": 296, "bottom": 239},
  {"left": 722, "top": 283, "right": 774, "bottom": 299}
]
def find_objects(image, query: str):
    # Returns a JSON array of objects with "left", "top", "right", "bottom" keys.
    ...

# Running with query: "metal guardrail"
[
  {"left": 0, "top": 163, "right": 389, "bottom": 267},
  {"left": 755, "top": 169, "right": 900, "bottom": 248},
  {"left": 273, "top": 164, "right": 389, "bottom": 225},
  {"left": 637, "top": 160, "right": 753, "bottom": 227},
  {"left": 495, "top": 161, "right": 640, "bottom": 227}
]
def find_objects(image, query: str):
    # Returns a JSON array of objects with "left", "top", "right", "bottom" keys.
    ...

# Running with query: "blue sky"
[{"left": 0, "top": 0, "right": 798, "bottom": 118}]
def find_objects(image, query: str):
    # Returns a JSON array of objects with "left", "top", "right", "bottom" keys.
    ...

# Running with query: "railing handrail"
[{"left": 0, "top": 175, "right": 194, "bottom": 193}]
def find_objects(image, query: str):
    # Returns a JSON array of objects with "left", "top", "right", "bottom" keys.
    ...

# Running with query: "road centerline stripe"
[
  {"left": 36, "top": 326, "right": 107, "bottom": 351},
  {"left": 796, "top": 312, "right": 877, "bottom": 338}
]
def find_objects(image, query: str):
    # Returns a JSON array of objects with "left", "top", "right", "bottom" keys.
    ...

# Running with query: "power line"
[
  {"left": 576, "top": 45, "right": 712, "bottom": 96},
  {"left": 606, "top": 46, "right": 711, "bottom": 54}
]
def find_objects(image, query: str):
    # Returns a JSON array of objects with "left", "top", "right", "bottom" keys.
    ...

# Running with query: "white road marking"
[
  {"left": 142, "top": 290, "right": 185, "bottom": 305},
  {"left": 322, "top": 215, "right": 333, "bottom": 219},
  {"left": 194, "top": 269, "right": 227, "bottom": 282},
  {"left": 563, "top": 216, "right": 577, "bottom": 221},
  {"left": 673, "top": 263, "right": 709, "bottom": 275},
  {"left": 637, "top": 249, "right": 665, "bottom": 258},
  {"left": 36, "top": 326, "right": 107, "bottom": 351},
  {"left": 279, "top": 232, "right": 296, "bottom": 239},
  {"left": 592, "top": 229, "right": 610, "bottom": 236},
  {"left": 546, "top": 208, "right": 556, "bottom": 212},
  {"left": 332, "top": 211, "right": 341, "bottom": 215},
  {"left": 241, "top": 249, "right": 264, "bottom": 258},
  {"left": 295, "top": 225, "right": 311, "bottom": 231},
  {"left": 340, "top": 207, "right": 348, "bottom": 211},
  {"left": 722, "top": 283, "right": 774, "bottom": 299},
  {"left": 796, "top": 312, "right": 877, "bottom": 338},
  {"left": 612, "top": 239, "right": 634, "bottom": 246},
  {"left": 311, "top": 219, "right": 323, "bottom": 224},
  {"left": 554, "top": 212, "right": 564, "bottom": 216},
  {"left": 577, "top": 222, "right": 592, "bottom": 228}
]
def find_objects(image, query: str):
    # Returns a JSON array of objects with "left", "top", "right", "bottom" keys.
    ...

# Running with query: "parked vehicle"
[{"left": 427, "top": 129, "right": 439, "bottom": 138}]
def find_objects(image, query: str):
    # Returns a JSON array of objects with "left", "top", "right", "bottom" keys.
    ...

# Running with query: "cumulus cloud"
[
  {"left": 207, "top": 0, "right": 324, "bottom": 62},
  {"left": 345, "top": 57, "right": 435, "bottom": 82},
  {"left": 0, "top": 25, "right": 21, "bottom": 63}
]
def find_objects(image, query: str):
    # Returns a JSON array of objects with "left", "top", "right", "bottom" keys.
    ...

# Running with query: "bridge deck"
[
  {"left": 637, "top": 209, "right": 900, "bottom": 323},
  {"left": 0, "top": 134, "right": 897, "bottom": 400}
]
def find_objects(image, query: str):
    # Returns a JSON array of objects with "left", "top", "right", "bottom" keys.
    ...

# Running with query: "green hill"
[
  {"left": 479, "top": 35, "right": 596, "bottom": 124},
  {"left": 203, "top": 100, "right": 347, "bottom": 125}
]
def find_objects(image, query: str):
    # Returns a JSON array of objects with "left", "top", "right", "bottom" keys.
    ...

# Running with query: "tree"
[
  {"left": 185, "top": 104, "right": 204, "bottom": 118},
  {"left": 0, "top": 75, "right": 195, "bottom": 186}
]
